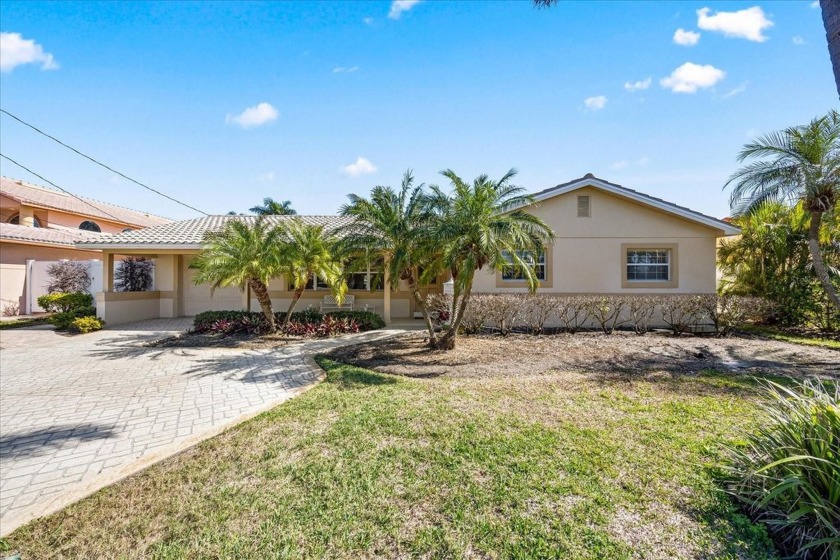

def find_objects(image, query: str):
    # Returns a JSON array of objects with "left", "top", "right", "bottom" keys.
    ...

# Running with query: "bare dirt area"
[
  {"left": 149, "top": 332, "right": 305, "bottom": 349},
  {"left": 323, "top": 331, "right": 840, "bottom": 380}
]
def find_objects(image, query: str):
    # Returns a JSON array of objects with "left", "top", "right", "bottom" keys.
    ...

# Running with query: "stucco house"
[
  {"left": 0, "top": 177, "right": 171, "bottom": 313},
  {"left": 76, "top": 174, "right": 739, "bottom": 326}
]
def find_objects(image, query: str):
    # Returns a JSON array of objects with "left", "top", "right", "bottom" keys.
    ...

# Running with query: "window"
[
  {"left": 8, "top": 214, "right": 42, "bottom": 227},
  {"left": 79, "top": 220, "right": 101, "bottom": 232},
  {"left": 626, "top": 249, "right": 670, "bottom": 282},
  {"left": 344, "top": 257, "right": 384, "bottom": 291},
  {"left": 296, "top": 276, "right": 329, "bottom": 291},
  {"left": 577, "top": 195, "right": 590, "bottom": 217},
  {"left": 122, "top": 228, "right": 134, "bottom": 233},
  {"left": 501, "top": 250, "right": 546, "bottom": 281}
]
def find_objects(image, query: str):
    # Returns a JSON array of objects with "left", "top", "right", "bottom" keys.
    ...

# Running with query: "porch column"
[
  {"left": 383, "top": 264, "right": 392, "bottom": 325},
  {"left": 102, "top": 252, "right": 115, "bottom": 292}
]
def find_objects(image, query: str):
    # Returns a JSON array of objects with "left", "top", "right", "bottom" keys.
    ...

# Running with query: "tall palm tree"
[
  {"left": 429, "top": 169, "right": 555, "bottom": 349},
  {"left": 338, "top": 170, "right": 440, "bottom": 340},
  {"left": 250, "top": 197, "right": 297, "bottom": 216},
  {"left": 726, "top": 110, "right": 840, "bottom": 310},
  {"left": 276, "top": 218, "right": 346, "bottom": 329},
  {"left": 191, "top": 217, "right": 282, "bottom": 332},
  {"left": 820, "top": 1, "right": 840, "bottom": 98}
]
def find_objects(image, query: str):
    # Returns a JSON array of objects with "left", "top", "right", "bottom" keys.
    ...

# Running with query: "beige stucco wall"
[
  {"left": 472, "top": 186, "right": 723, "bottom": 295},
  {"left": 96, "top": 291, "right": 162, "bottom": 324},
  {"left": 0, "top": 241, "right": 103, "bottom": 313},
  {"left": 182, "top": 264, "right": 244, "bottom": 316}
]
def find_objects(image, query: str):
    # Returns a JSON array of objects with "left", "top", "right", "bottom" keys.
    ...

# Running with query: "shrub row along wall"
[{"left": 425, "top": 293, "right": 771, "bottom": 336}]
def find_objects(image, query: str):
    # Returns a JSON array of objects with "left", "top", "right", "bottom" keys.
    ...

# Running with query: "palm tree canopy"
[
  {"left": 190, "top": 217, "right": 283, "bottom": 293},
  {"left": 727, "top": 110, "right": 840, "bottom": 216},
  {"left": 250, "top": 197, "right": 297, "bottom": 216},
  {"left": 337, "top": 170, "right": 439, "bottom": 289},
  {"left": 276, "top": 218, "right": 347, "bottom": 300},
  {"left": 431, "top": 168, "right": 555, "bottom": 293}
]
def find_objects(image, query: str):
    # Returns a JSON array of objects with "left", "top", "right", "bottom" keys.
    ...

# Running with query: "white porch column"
[{"left": 383, "top": 264, "right": 392, "bottom": 325}]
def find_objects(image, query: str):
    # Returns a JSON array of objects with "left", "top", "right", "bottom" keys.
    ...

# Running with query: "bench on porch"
[{"left": 320, "top": 294, "right": 355, "bottom": 312}]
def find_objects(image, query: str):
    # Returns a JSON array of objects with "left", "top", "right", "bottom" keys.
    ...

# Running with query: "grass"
[
  {"left": 0, "top": 317, "right": 50, "bottom": 330},
  {"left": 3, "top": 361, "right": 781, "bottom": 559},
  {"left": 739, "top": 325, "right": 840, "bottom": 350}
]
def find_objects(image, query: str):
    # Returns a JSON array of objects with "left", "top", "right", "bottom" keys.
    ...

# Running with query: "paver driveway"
[{"left": 0, "top": 319, "right": 405, "bottom": 535}]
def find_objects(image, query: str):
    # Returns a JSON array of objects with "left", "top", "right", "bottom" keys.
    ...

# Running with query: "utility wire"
[
  {"left": 0, "top": 153, "right": 126, "bottom": 223},
  {"left": 0, "top": 108, "right": 208, "bottom": 215}
]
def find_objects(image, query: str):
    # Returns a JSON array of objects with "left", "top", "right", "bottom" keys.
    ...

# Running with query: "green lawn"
[
  {"left": 0, "top": 317, "right": 50, "bottom": 330},
  {"left": 739, "top": 325, "right": 840, "bottom": 350},
  {"left": 4, "top": 360, "right": 779, "bottom": 559}
]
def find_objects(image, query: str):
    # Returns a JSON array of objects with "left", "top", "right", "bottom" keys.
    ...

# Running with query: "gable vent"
[{"left": 577, "top": 195, "right": 590, "bottom": 217}]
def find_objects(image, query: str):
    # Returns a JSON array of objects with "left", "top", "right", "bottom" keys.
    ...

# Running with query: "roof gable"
[
  {"left": 1, "top": 177, "right": 172, "bottom": 228},
  {"left": 530, "top": 174, "right": 740, "bottom": 236}
]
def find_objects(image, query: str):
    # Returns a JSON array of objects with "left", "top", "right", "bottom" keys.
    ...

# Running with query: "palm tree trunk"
[
  {"left": 250, "top": 279, "right": 276, "bottom": 333},
  {"left": 408, "top": 276, "right": 438, "bottom": 344},
  {"left": 283, "top": 287, "right": 305, "bottom": 329},
  {"left": 821, "top": 0, "right": 840, "bottom": 99},
  {"left": 433, "top": 272, "right": 474, "bottom": 350},
  {"left": 808, "top": 211, "right": 840, "bottom": 310}
]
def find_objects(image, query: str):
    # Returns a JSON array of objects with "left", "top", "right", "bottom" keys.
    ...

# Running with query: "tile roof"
[
  {"left": 77, "top": 215, "right": 356, "bottom": 249},
  {"left": 1, "top": 177, "right": 172, "bottom": 228},
  {"left": 1, "top": 222, "right": 108, "bottom": 247}
]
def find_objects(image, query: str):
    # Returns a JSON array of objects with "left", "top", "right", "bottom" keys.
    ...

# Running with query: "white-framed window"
[
  {"left": 501, "top": 250, "right": 546, "bottom": 281},
  {"left": 577, "top": 195, "right": 590, "bottom": 217},
  {"left": 626, "top": 249, "right": 670, "bottom": 282}
]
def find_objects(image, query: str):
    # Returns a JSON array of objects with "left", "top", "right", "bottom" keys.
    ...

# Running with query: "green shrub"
[
  {"left": 37, "top": 292, "right": 94, "bottom": 313},
  {"left": 68, "top": 316, "right": 105, "bottom": 334},
  {"left": 325, "top": 310, "right": 385, "bottom": 331},
  {"left": 721, "top": 380, "right": 840, "bottom": 559},
  {"left": 50, "top": 306, "right": 97, "bottom": 330}
]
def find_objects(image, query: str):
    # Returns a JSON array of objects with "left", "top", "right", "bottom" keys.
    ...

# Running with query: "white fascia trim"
[{"left": 531, "top": 178, "right": 741, "bottom": 236}]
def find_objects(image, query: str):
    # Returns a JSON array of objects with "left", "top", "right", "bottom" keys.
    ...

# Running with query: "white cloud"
[
  {"left": 0, "top": 32, "right": 59, "bottom": 72},
  {"left": 811, "top": 1, "right": 819, "bottom": 7},
  {"left": 388, "top": 0, "right": 421, "bottom": 19},
  {"left": 624, "top": 77, "right": 651, "bottom": 92},
  {"left": 225, "top": 102, "right": 279, "bottom": 128},
  {"left": 792, "top": 35, "right": 805, "bottom": 45},
  {"left": 258, "top": 171, "right": 275, "bottom": 181},
  {"left": 660, "top": 62, "right": 726, "bottom": 94},
  {"left": 722, "top": 82, "right": 748, "bottom": 98},
  {"left": 584, "top": 95, "right": 607, "bottom": 110},
  {"left": 636, "top": 156, "right": 651, "bottom": 167},
  {"left": 363, "top": 17, "right": 375, "bottom": 25},
  {"left": 697, "top": 6, "right": 773, "bottom": 42},
  {"left": 610, "top": 160, "right": 628, "bottom": 170},
  {"left": 673, "top": 28, "right": 701, "bottom": 46},
  {"left": 333, "top": 66, "right": 359, "bottom": 74},
  {"left": 341, "top": 157, "right": 377, "bottom": 177},
  {"left": 611, "top": 157, "right": 650, "bottom": 170}
]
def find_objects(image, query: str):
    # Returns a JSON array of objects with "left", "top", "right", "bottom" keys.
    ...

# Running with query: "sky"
[{"left": 0, "top": 0, "right": 835, "bottom": 221}]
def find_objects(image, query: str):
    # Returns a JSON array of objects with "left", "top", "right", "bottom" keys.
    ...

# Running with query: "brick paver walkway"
[{"left": 0, "top": 319, "right": 407, "bottom": 535}]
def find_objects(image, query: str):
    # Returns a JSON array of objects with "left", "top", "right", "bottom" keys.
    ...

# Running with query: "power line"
[
  {"left": 0, "top": 108, "right": 208, "bottom": 216},
  {"left": 0, "top": 153, "right": 126, "bottom": 223}
]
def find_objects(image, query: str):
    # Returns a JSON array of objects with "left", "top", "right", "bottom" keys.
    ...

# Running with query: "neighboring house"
[
  {"left": 76, "top": 174, "right": 739, "bottom": 326},
  {"left": 0, "top": 177, "right": 171, "bottom": 314}
]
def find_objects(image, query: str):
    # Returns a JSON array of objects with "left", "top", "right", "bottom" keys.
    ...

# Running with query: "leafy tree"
[
  {"left": 191, "top": 218, "right": 283, "bottom": 332},
  {"left": 726, "top": 110, "right": 840, "bottom": 313},
  {"left": 276, "top": 218, "right": 346, "bottom": 329},
  {"left": 428, "top": 169, "right": 555, "bottom": 349},
  {"left": 338, "top": 170, "right": 440, "bottom": 339},
  {"left": 249, "top": 197, "right": 297, "bottom": 216},
  {"left": 114, "top": 257, "right": 154, "bottom": 292},
  {"left": 46, "top": 260, "right": 92, "bottom": 293},
  {"left": 719, "top": 202, "right": 839, "bottom": 328}
]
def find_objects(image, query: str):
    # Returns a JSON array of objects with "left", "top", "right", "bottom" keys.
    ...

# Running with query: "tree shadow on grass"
[
  {"left": 0, "top": 423, "right": 116, "bottom": 460},
  {"left": 315, "top": 358, "right": 398, "bottom": 389}
]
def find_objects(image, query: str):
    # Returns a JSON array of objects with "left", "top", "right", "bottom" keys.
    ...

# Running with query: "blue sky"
[{"left": 0, "top": 0, "right": 834, "bottom": 221}]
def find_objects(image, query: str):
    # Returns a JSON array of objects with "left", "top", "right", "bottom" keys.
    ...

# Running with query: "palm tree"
[
  {"left": 429, "top": 169, "right": 555, "bottom": 349},
  {"left": 338, "top": 170, "right": 440, "bottom": 339},
  {"left": 820, "top": 1, "right": 840, "bottom": 98},
  {"left": 726, "top": 110, "right": 840, "bottom": 311},
  {"left": 276, "top": 218, "right": 346, "bottom": 329},
  {"left": 191, "top": 217, "right": 282, "bottom": 332},
  {"left": 250, "top": 197, "right": 297, "bottom": 216}
]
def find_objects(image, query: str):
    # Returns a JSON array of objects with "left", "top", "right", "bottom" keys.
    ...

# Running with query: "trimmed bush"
[
  {"left": 37, "top": 292, "right": 94, "bottom": 313},
  {"left": 68, "top": 316, "right": 105, "bottom": 334},
  {"left": 325, "top": 311, "right": 385, "bottom": 331},
  {"left": 192, "top": 309, "right": 383, "bottom": 336},
  {"left": 50, "top": 306, "right": 98, "bottom": 330},
  {"left": 721, "top": 380, "right": 840, "bottom": 559}
]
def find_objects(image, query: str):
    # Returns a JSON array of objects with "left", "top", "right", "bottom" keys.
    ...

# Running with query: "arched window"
[
  {"left": 122, "top": 228, "right": 134, "bottom": 233},
  {"left": 7, "top": 214, "right": 42, "bottom": 227},
  {"left": 79, "top": 220, "right": 101, "bottom": 232}
]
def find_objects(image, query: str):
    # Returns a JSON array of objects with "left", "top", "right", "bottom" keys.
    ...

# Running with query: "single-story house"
[
  {"left": 76, "top": 174, "right": 740, "bottom": 326},
  {"left": 0, "top": 177, "right": 171, "bottom": 313}
]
